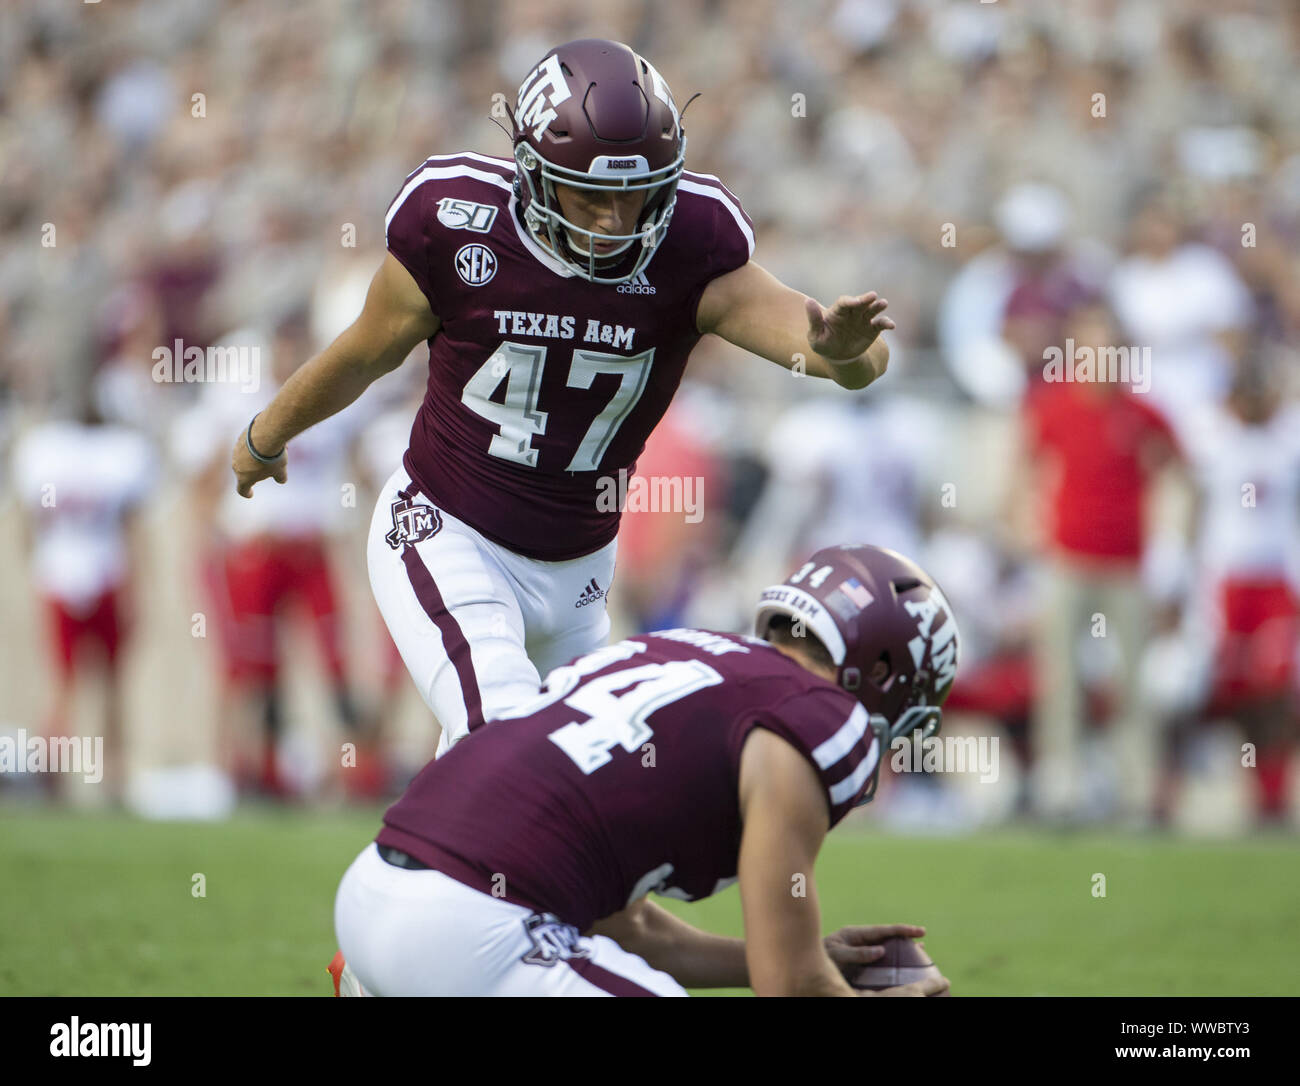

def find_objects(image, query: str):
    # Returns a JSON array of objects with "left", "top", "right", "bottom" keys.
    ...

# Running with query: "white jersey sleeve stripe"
[
  {"left": 829, "top": 737, "right": 880, "bottom": 806},
  {"left": 421, "top": 151, "right": 514, "bottom": 173},
  {"left": 811, "top": 702, "right": 871, "bottom": 770},
  {"left": 385, "top": 165, "right": 513, "bottom": 233},
  {"left": 677, "top": 177, "right": 755, "bottom": 256}
]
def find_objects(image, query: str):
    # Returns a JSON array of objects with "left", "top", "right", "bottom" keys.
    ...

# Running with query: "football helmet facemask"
[{"left": 509, "top": 38, "right": 686, "bottom": 284}]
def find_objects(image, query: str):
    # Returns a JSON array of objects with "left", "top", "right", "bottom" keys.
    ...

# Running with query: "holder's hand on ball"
[
  {"left": 824, "top": 923, "right": 926, "bottom": 977},
  {"left": 833, "top": 927, "right": 952, "bottom": 996}
]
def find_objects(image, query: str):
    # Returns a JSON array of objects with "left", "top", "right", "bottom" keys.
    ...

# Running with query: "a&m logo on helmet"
[
  {"left": 641, "top": 58, "right": 681, "bottom": 130},
  {"left": 516, "top": 53, "right": 572, "bottom": 140},
  {"left": 903, "top": 585, "right": 958, "bottom": 690}
]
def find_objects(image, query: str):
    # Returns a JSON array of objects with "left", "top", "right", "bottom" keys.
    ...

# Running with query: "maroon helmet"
[
  {"left": 509, "top": 38, "right": 686, "bottom": 284},
  {"left": 754, "top": 544, "right": 960, "bottom": 803}
]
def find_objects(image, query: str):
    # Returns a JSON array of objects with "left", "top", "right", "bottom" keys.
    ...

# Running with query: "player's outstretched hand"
[
  {"left": 823, "top": 923, "right": 926, "bottom": 975},
  {"left": 232, "top": 431, "right": 287, "bottom": 498},
  {"left": 804, "top": 291, "right": 895, "bottom": 362}
]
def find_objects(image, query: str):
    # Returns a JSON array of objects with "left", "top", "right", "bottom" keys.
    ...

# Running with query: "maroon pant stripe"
[
  {"left": 398, "top": 516, "right": 486, "bottom": 735},
  {"left": 565, "top": 955, "right": 660, "bottom": 997}
]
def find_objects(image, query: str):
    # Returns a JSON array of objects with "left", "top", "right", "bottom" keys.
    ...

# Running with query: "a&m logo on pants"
[
  {"left": 385, "top": 498, "right": 443, "bottom": 549},
  {"left": 520, "top": 913, "right": 592, "bottom": 967}
]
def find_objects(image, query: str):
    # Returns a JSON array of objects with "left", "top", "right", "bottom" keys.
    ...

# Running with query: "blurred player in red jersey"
[
  {"left": 1175, "top": 356, "right": 1300, "bottom": 824},
  {"left": 11, "top": 389, "right": 155, "bottom": 803},
  {"left": 332, "top": 544, "right": 957, "bottom": 997},
  {"left": 1016, "top": 302, "right": 1183, "bottom": 824},
  {"left": 230, "top": 39, "right": 895, "bottom": 758}
]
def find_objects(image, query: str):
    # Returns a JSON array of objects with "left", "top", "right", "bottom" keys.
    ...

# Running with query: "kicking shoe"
[{"left": 328, "top": 950, "right": 368, "bottom": 997}]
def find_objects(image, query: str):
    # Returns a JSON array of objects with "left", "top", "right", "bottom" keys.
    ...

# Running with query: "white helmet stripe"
[{"left": 755, "top": 584, "right": 847, "bottom": 664}]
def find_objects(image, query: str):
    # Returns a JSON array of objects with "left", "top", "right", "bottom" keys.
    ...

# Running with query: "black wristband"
[{"left": 245, "top": 414, "right": 284, "bottom": 464}]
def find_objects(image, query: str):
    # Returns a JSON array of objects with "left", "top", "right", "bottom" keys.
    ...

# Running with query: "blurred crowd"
[{"left": 2, "top": 0, "right": 1299, "bottom": 828}]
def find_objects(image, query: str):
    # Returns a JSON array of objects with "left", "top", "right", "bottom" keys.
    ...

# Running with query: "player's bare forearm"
[
  {"left": 248, "top": 334, "right": 386, "bottom": 454},
  {"left": 737, "top": 728, "right": 855, "bottom": 997},
  {"left": 233, "top": 254, "right": 438, "bottom": 497},
  {"left": 815, "top": 335, "right": 887, "bottom": 390},
  {"left": 589, "top": 898, "right": 750, "bottom": 988},
  {"left": 251, "top": 257, "right": 439, "bottom": 452},
  {"left": 739, "top": 840, "right": 851, "bottom": 996},
  {"left": 696, "top": 259, "right": 892, "bottom": 390}
]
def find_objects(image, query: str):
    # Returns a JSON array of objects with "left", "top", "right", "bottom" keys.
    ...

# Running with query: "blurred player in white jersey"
[
  {"left": 737, "top": 388, "right": 936, "bottom": 579},
  {"left": 11, "top": 390, "right": 155, "bottom": 803},
  {"left": 179, "top": 314, "right": 379, "bottom": 799},
  {"left": 1176, "top": 356, "right": 1300, "bottom": 824},
  {"left": 724, "top": 384, "right": 934, "bottom": 646}
]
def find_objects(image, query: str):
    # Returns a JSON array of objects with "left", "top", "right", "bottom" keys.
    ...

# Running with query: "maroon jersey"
[
  {"left": 384, "top": 153, "right": 754, "bottom": 560},
  {"left": 377, "top": 629, "right": 880, "bottom": 932}
]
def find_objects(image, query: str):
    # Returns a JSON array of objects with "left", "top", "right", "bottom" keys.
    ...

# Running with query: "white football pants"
[
  {"left": 334, "top": 843, "right": 687, "bottom": 996},
  {"left": 368, "top": 465, "right": 616, "bottom": 755}
]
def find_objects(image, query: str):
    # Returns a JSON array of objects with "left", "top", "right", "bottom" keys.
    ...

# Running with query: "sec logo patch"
[{"left": 455, "top": 243, "right": 497, "bottom": 286}]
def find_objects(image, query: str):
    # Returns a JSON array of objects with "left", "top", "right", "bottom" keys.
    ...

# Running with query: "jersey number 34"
[{"left": 495, "top": 641, "right": 723, "bottom": 774}]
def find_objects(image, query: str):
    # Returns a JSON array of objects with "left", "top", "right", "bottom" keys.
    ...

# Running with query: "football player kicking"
[
  {"left": 332, "top": 544, "right": 958, "bottom": 996},
  {"left": 231, "top": 38, "right": 894, "bottom": 757}
]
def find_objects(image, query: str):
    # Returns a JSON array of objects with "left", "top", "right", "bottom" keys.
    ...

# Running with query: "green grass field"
[{"left": 2, "top": 808, "right": 1296, "bottom": 996}]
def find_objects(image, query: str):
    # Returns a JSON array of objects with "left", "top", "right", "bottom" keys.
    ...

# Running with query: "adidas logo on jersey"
[
  {"left": 616, "top": 271, "right": 656, "bottom": 295},
  {"left": 575, "top": 578, "right": 607, "bottom": 608}
]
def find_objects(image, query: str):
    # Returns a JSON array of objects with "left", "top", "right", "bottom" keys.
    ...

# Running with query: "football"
[{"left": 850, "top": 937, "right": 949, "bottom": 995}]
